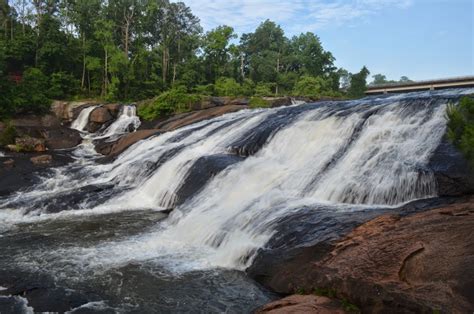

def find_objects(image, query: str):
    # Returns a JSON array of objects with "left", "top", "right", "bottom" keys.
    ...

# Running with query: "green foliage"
[
  {"left": 341, "top": 299, "right": 361, "bottom": 313},
  {"left": 348, "top": 66, "right": 370, "bottom": 98},
  {"left": 313, "top": 287, "right": 337, "bottom": 298},
  {"left": 15, "top": 68, "right": 51, "bottom": 114},
  {"left": 0, "top": 0, "right": 356, "bottom": 113},
  {"left": 292, "top": 75, "right": 332, "bottom": 98},
  {"left": 194, "top": 84, "right": 215, "bottom": 96},
  {"left": 215, "top": 77, "right": 242, "bottom": 96},
  {"left": 48, "top": 72, "right": 80, "bottom": 99},
  {"left": 249, "top": 97, "right": 270, "bottom": 108},
  {"left": 446, "top": 96, "right": 474, "bottom": 166},
  {"left": 138, "top": 87, "right": 201, "bottom": 121},
  {"left": 0, "top": 123, "right": 17, "bottom": 146},
  {"left": 254, "top": 83, "right": 274, "bottom": 97}
]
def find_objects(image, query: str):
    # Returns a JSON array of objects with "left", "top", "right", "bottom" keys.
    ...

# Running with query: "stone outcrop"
[
  {"left": 4, "top": 115, "right": 82, "bottom": 151},
  {"left": 253, "top": 198, "right": 474, "bottom": 313},
  {"left": 30, "top": 155, "right": 52, "bottom": 165},
  {"left": 257, "top": 295, "right": 347, "bottom": 314},
  {"left": 95, "top": 129, "right": 160, "bottom": 157}
]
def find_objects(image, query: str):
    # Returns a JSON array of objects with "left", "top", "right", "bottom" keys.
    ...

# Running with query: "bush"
[
  {"left": 194, "top": 84, "right": 215, "bottom": 96},
  {"left": 0, "top": 123, "right": 17, "bottom": 146},
  {"left": 138, "top": 87, "right": 201, "bottom": 121},
  {"left": 249, "top": 97, "right": 270, "bottom": 108},
  {"left": 292, "top": 75, "right": 332, "bottom": 98},
  {"left": 447, "top": 96, "right": 474, "bottom": 166},
  {"left": 254, "top": 82, "right": 274, "bottom": 97},
  {"left": 215, "top": 77, "right": 242, "bottom": 96}
]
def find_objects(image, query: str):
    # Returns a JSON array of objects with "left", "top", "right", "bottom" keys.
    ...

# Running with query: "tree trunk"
[
  {"left": 240, "top": 53, "right": 245, "bottom": 80},
  {"left": 103, "top": 47, "right": 108, "bottom": 97},
  {"left": 81, "top": 35, "right": 86, "bottom": 90},
  {"left": 172, "top": 63, "right": 177, "bottom": 85},
  {"left": 162, "top": 46, "right": 168, "bottom": 84}
]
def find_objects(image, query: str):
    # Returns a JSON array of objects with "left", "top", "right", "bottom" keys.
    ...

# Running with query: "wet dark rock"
[
  {"left": 228, "top": 104, "right": 316, "bottom": 156},
  {"left": 175, "top": 154, "right": 244, "bottom": 206},
  {"left": 41, "top": 127, "right": 82, "bottom": 149},
  {"left": 429, "top": 138, "right": 474, "bottom": 196},
  {"left": 0, "top": 271, "right": 95, "bottom": 313},
  {"left": 0, "top": 151, "right": 73, "bottom": 197}
]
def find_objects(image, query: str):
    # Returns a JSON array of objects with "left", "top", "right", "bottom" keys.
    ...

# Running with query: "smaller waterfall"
[
  {"left": 70, "top": 106, "right": 98, "bottom": 131},
  {"left": 95, "top": 105, "right": 141, "bottom": 139}
]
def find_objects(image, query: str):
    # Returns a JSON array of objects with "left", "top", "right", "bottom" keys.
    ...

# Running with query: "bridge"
[{"left": 365, "top": 76, "right": 474, "bottom": 95}]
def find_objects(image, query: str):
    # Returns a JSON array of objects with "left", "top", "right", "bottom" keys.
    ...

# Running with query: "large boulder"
[
  {"left": 86, "top": 106, "right": 116, "bottom": 133},
  {"left": 250, "top": 198, "right": 474, "bottom": 313},
  {"left": 41, "top": 128, "right": 82, "bottom": 149}
]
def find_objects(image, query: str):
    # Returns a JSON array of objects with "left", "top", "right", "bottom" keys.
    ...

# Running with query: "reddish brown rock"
[
  {"left": 30, "top": 155, "right": 52, "bottom": 165},
  {"left": 89, "top": 107, "right": 113, "bottom": 124},
  {"left": 257, "top": 295, "right": 347, "bottom": 314},
  {"left": 96, "top": 129, "right": 160, "bottom": 157},
  {"left": 262, "top": 198, "right": 474, "bottom": 313},
  {"left": 103, "top": 103, "right": 121, "bottom": 118}
]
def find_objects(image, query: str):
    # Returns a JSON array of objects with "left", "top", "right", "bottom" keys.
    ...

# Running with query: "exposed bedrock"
[
  {"left": 249, "top": 197, "right": 474, "bottom": 313},
  {"left": 174, "top": 154, "right": 244, "bottom": 207},
  {"left": 256, "top": 295, "right": 347, "bottom": 314}
]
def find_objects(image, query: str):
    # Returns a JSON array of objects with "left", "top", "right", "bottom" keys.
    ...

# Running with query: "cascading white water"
[
  {"left": 93, "top": 105, "right": 141, "bottom": 140},
  {"left": 70, "top": 106, "right": 98, "bottom": 131},
  {"left": 1, "top": 88, "right": 473, "bottom": 274}
]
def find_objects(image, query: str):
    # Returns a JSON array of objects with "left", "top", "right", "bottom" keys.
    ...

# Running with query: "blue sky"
[{"left": 178, "top": 0, "right": 473, "bottom": 82}]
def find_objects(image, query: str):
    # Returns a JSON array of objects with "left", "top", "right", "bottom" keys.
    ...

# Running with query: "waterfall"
[
  {"left": 70, "top": 106, "right": 98, "bottom": 131},
  {"left": 1, "top": 88, "right": 473, "bottom": 274},
  {"left": 94, "top": 105, "right": 141, "bottom": 140}
]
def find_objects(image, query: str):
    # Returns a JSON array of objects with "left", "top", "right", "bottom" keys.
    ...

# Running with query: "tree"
[
  {"left": 348, "top": 66, "right": 370, "bottom": 98},
  {"left": 292, "top": 75, "right": 332, "bottom": 98},
  {"left": 371, "top": 73, "right": 388, "bottom": 85},
  {"left": 202, "top": 25, "right": 236, "bottom": 83}
]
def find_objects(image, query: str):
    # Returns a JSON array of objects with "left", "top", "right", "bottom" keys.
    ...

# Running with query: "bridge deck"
[{"left": 365, "top": 76, "right": 474, "bottom": 95}]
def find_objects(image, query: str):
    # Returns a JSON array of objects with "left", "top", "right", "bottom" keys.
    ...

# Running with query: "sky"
[{"left": 177, "top": 0, "right": 473, "bottom": 82}]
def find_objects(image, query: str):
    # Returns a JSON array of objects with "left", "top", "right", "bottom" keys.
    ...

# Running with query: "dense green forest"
[{"left": 0, "top": 0, "right": 377, "bottom": 119}]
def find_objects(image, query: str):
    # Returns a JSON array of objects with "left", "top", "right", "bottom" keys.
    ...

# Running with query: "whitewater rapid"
[{"left": 1, "top": 88, "right": 473, "bottom": 275}]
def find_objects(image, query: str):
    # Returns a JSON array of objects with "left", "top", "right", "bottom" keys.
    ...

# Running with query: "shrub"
[
  {"left": 254, "top": 82, "right": 274, "bottom": 97},
  {"left": 215, "top": 77, "right": 242, "bottom": 96},
  {"left": 194, "top": 84, "right": 215, "bottom": 96},
  {"left": 0, "top": 123, "right": 17, "bottom": 147},
  {"left": 292, "top": 75, "right": 332, "bottom": 98},
  {"left": 249, "top": 97, "right": 270, "bottom": 109},
  {"left": 446, "top": 96, "right": 474, "bottom": 166},
  {"left": 138, "top": 87, "right": 201, "bottom": 121}
]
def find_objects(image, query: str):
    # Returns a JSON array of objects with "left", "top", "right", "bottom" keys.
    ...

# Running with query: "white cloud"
[{"left": 174, "top": 0, "right": 413, "bottom": 35}]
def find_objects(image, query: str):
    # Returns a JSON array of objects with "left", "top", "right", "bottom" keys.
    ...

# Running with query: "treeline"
[{"left": 0, "top": 0, "right": 371, "bottom": 118}]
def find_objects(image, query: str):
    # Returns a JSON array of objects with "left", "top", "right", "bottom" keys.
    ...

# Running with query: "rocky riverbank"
[{"left": 252, "top": 197, "right": 474, "bottom": 313}]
